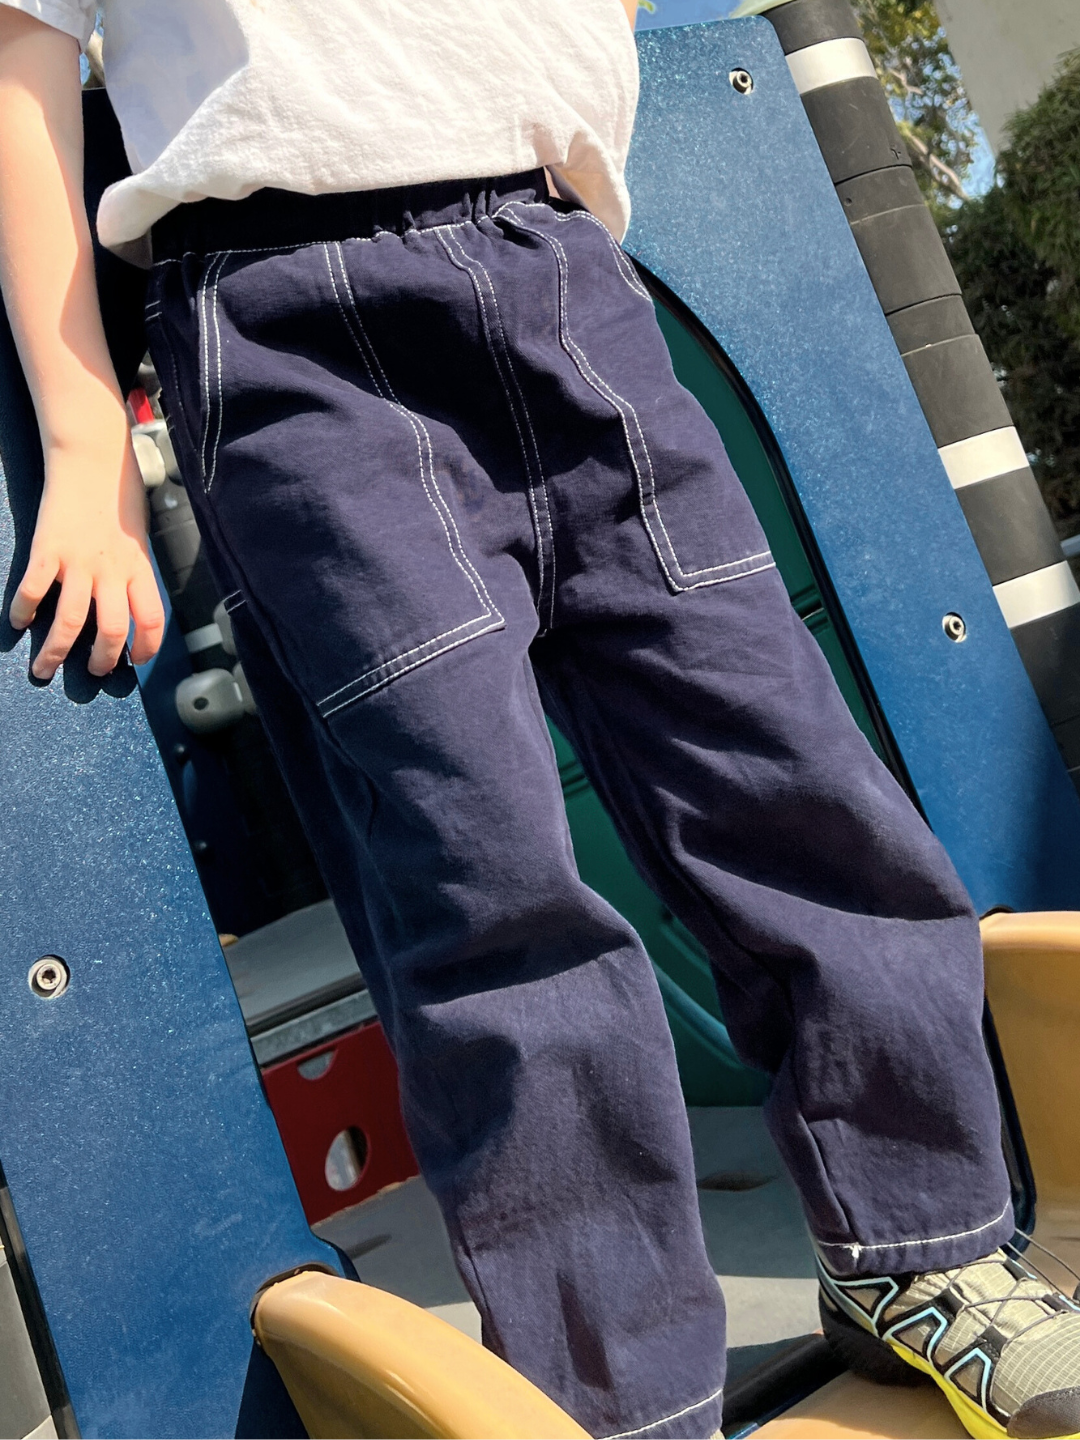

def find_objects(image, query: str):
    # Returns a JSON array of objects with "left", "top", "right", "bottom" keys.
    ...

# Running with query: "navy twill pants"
[{"left": 148, "top": 172, "right": 1013, "bottom": 1440}]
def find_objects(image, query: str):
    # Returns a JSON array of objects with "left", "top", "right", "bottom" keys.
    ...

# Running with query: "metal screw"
[
  {"left": 943, "top": 613, "right": 967, "bottom": 643},
  {"left": 729, "top": 69, "right": 754, "bottom": 94},
  {"left": 28, "top": 956, "right": 70, "bottom": 999}
]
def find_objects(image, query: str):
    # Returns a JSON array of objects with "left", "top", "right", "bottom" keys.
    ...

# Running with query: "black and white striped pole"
[{"left": 754, "top": 0, "right": 1080, "bottom": 782}]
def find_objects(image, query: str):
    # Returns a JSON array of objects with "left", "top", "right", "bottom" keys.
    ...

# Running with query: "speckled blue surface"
[
  {"left": 626, "top": 20, "right": 1080, "bottom": 910},
  {"left": 0, "top": 334, "right": 338, "bottom": 1429}
]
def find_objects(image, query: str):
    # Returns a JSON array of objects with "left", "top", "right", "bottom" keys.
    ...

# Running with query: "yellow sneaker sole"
[{"left": 886, "top": 1337, "right": 1080, "bottom": 1440}]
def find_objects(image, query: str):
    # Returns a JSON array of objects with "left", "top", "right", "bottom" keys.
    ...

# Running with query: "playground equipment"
[
  {"left": 2, "top": 2, "right": 1080, "bottom": 1436},
  {"left": 754, "top": 0, "right": 1080, "bottom": 792}
]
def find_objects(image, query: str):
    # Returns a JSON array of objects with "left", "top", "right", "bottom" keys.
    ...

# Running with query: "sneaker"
[{"left": 818, "top": 1245, "right": 1080, "bottom": 1439}]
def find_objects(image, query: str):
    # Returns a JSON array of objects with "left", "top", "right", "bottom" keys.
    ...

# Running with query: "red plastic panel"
[{"left": 262, "top": 1021, "right": 419, "bottom": 1224}]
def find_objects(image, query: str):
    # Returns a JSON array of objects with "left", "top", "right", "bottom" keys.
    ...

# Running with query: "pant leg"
[
  {"left": 146, "top": 219, "right": 727, "bottom": 1440},
  {"left": 485, "top": 198, "right": 1014, "bottom": 1280}
]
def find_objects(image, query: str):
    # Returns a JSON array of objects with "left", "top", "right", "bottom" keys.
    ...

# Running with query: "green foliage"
[
  {"left": 943, "top": 54, "right": 1080, "bottom": 528},
  {"left": 999, "top": 49, "right": 1080, "bottom": 341},
  {"left": 853, "top": 0, "right": 977, "bottom": 214}
]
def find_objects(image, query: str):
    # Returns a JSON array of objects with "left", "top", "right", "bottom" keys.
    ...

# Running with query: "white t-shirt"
[{"left": 7, "top": 0, "right": 639, "bottom": 251}]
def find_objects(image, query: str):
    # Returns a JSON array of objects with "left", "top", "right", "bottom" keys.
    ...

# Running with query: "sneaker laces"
[
  {"left": 920, "top": 1240, "right": 1080, "bottom": 1356},
  {"left": 1008, "top": 1230, "right": 1080, "bottom": 1297}
]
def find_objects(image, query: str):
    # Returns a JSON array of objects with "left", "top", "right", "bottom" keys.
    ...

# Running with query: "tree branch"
[
  {"left": 887, "top": 65, "right": 925, "bottom": 97},
  {"left": 904, "top": 129, "right": 972, "bottom": 201}
]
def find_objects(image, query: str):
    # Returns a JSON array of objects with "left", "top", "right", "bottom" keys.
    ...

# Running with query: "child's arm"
[{"left": 0, "top": 8, "right": 164, "bottom": 680}]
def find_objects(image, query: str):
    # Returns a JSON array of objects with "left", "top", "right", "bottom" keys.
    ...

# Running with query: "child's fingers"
[
  {"left": 9, "top": 549, "right": 58, "bottom": 631},
  {"left": 127, "top": 566, "right": 166, "bottom": 666},
  {"left": 32, "top": 568, "right": 92, "bottom": 680},
  {"left": 87, "top": 579, "right": 131, "bottom": 677}
]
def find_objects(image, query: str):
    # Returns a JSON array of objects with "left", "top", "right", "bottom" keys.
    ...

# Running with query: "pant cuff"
[
  {"left": 598, "top": 1382, "right": 725, "bottom": 1440},
  {"left": 814, "top": 1198, "right": 1016, "bottom": 1278}
]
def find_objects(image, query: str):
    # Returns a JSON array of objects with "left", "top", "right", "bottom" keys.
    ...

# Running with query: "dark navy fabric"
[{"left": 147, "top": 171, "right": 1012, "bottom": 1440}]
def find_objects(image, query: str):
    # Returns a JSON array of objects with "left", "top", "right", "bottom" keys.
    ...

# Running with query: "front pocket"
[
  {"left": 498, "top": 203, "right": 775, "bottom": 594},
  {"left": 636, "top": 423, "right": 776, "bottom": 590},
  {"left": 188, "top": 243, "right": 504, "bottom": 717}
]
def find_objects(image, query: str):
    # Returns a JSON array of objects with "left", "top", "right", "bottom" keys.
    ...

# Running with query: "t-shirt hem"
[
  {"left": 97, "top": 165, "right": 632, "bottom": 254},
  {"left": 0, "top": 0, "right": 94, "bottom": 47}
]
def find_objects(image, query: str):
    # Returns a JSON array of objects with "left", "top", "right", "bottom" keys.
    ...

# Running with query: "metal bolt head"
[
  {"left": 28, "top": 956, "right": 70, "bottom": 999},
  {"left": 943, "top": 613, "right": 967, "bottom": 643},
  {"left": 729, "top": 69, "right": 754, "bottom": 94}
]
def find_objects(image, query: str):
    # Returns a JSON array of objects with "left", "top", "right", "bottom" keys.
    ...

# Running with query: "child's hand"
[
  {"left": 10, "top": 424, "right": 166, "bottom": 680},
  {"left": 0, "top": 11, "right": 165, "bottom": 683}
]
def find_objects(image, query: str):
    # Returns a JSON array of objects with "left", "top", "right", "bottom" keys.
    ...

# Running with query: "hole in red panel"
[
  {"left": 297, "top": 1051, "right": 334, "bottom": 1081},
  {"left": 325, "top": 1127, "right": 369, "bottom": 1191}
]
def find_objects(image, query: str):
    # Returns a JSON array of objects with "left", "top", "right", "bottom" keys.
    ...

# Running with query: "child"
[{"left": 1, "top": 4, "right": 1078, "bottom": 1437}]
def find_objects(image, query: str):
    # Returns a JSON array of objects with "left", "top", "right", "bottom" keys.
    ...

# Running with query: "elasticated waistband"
[{"left": 151, "top": 170, "right": 549, "bottom": 260}]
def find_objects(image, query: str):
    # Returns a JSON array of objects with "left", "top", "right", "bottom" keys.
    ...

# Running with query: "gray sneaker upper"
[{"left": 819, "top": 1247, "right": 1080, "bottom": 1433}]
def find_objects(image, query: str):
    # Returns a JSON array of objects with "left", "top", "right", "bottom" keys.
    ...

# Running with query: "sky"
[{"left": 636, "top": 0, "right": 748, "bottom": 26}]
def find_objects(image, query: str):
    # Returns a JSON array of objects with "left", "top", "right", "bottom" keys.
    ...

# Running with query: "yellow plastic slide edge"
[
  {"left": 253, "top": 1269, "right": 590, "bottom": 1440},
  {"left": 981, "top": 909, "right": 1080, "bottom": 1208},
  {"left": 981, "top": 910, "right": 1080, "bottom": 955}
]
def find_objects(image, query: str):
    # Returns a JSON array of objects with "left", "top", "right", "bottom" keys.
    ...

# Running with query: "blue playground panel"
[
  {"left": 0, "top": 336, "right": 339, "bottom": 1433},
  {"left": 626, "top": 19, "right": 1080, "bottom": 913}
]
